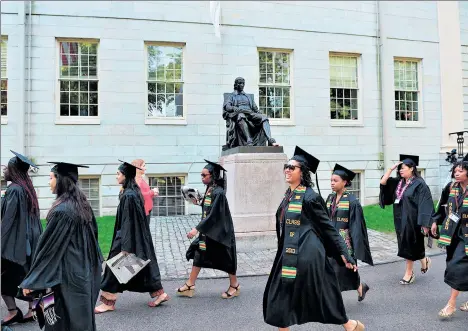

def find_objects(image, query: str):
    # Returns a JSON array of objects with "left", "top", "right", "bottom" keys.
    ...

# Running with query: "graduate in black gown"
[
  {"left": 431, "top": 160, "right": 468, "bottom": 319},
  {"left": 177, "top": 160, "right": 239, "bottom": 299},
  {"left": 379, "top": 154, "right": 434, "bottom": 285},
  {"left": 96, "top": 160, "right": 169, "bottom": 314},
  {"left": 1, "top": 151, "right": 42, "bottom": 326},
  {"left": 326, "top": 164, "right": 373, "bottom": 301},
  {"left": 263, "top": 147, "right": 365, "bottom": 331},
  {"left": 20, "top": 162, "right": 103, "bottom": 331}
]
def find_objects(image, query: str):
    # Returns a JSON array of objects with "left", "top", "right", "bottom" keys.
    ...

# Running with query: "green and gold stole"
[
  {"left": 199, "top": 189, "right": 212, "bottom": 252},
  {"left": 281, "top": 186, "right": 306, "bottom": 282},
  {"left": 327, "top": 192, "right": 353, "bottom": 256}
]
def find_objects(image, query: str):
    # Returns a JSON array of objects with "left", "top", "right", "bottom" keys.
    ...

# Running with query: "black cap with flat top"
[
  {"left": 9, "top": 150, "right": 38, "bottom": 172},
  {"left": 399, "top": 154, "right": 419, "bottom": 166},
  {"left": 463, "top": 153, "right": 468, "bottom": 162},
  {"left": 333, "top": 163, "right": 356, "bottom": 182},
  {"left": 204, "top": 159, "right": 227, "bottom": 173},
  {"left": 118, "top": 159, "right": 142, "bottom": 179},
  {"left": 48, "top": 162, "right": 89, "bottom": 183},
  {"left": 293, "top": 146, "right": 320, "bottom": 174}
]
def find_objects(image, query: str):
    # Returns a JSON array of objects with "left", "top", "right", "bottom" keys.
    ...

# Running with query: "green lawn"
[{"left": 41, "top": 216, "right": 115, "bottom": 258}]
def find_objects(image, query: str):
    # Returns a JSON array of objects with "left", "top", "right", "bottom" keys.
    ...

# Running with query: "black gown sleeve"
[
  {"left": 349, "top": 200, "right": 374, "bottom": 266},
  {"left": 416, "top": 181, "right": 435, "bottom": 227},
  {"left": 19, "top": 209, "right": 77, "bottom": 291},
  {"left": 120, "top": 194, "right": 140, "bottom": 254},
  {"left": 432, "top": 182, "right": 451, "bottom": 225},
  {"left": 306, "top": 193, "right": 356, "bottom": 266},
  {"left": 379, "top": 177, "right": 399, "bottom": 208}
]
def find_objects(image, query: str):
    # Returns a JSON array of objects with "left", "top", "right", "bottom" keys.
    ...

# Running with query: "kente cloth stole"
[
  {"left": 199, "top": 190, "right": 212, "bottom": 252},
  {"left": 329, "top": 193, "right": 353, "bottom": 256},
  {"left": 281, "top": 186, "right": 306, "bottom": 281}
]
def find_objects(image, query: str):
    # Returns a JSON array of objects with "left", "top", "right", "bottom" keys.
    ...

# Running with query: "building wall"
[{"left": 0, "top": 1, "right": 448, "bottom": 217}]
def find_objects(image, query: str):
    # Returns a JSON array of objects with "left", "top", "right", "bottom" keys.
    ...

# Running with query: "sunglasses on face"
[{"left": 284, "top": 164, "right": 299, "bottom": 171}]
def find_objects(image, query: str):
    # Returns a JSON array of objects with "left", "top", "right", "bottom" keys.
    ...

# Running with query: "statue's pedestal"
[{"left": 219, "top": 146, "right": 288, "bottom": 252}]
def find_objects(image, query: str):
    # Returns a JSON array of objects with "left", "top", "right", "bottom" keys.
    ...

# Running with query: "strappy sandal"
[
  {"left": 399, "top": 272, "right": 415, "bottom": 285},
  {"left": 421, "top": 257, "right": 431, "bottom": 274},
  {"left": 344, "top": 320, "right": 365, "bottom": 331},
  {"left": 221, "top": 284, "right": 240, "bottom": 299},
  {"left": 148, "top": 293, "right": 170, "bottom": 307},
  {"left": 176, "top": 283, "right": 195, "bottom": 298},
  {"left": 358, "top": 283, "right": 370, "bottom": 302},
  {"left": 94, "top": 296, "right": 116, "bottom": 314},
  {"left": 460, "top": 301, "right": 468, "bottom": 312},
  {"left": 438, "top": 304, "right": 456, "bottom": 319},
  {"left": 1, "top": 308, "right": 23, "bottom": 326}
]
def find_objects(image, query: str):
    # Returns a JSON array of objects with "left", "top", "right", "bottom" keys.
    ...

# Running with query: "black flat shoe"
[
  {"left": 1, "top": 308, "right": 23, "bottom": 326},
  {"left": 20, "top": 315, "right": 35, "bottom": 323},
  {"left": 358, "top": 283, "right": 370, "bottom": 302}
]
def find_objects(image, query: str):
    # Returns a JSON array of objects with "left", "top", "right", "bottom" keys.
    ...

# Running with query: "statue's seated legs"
[{"left": 236, "top": 113, "right": 254, "bottom": 146}]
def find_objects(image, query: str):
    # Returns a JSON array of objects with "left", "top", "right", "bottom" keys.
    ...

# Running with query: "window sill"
[
  {"left": 1, "top": 116, "right": 7, "bottom": 125},
  {"left": 330, "top": 120, "right": 363, "bottom": 127},
  {"left": 270, "top": 118, "right": 295, "bottom": 126},
  {"left": 395, "top": 121, "right": 425, "bottom": 128},
  {"left": 55, "top": 117, "right": 101, "bottom": 125},
  {"left": 145, "top": 117, "right": 187, "bottom": 125}
]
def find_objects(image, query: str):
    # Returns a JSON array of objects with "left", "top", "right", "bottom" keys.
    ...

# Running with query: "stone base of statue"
[{"left": 219, "top": 146, "right": 288, "bottom": 252}]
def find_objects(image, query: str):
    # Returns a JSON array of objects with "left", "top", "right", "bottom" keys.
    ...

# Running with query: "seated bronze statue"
[{"left": 222, "top": 77, "right": 278, "bottom": 150}]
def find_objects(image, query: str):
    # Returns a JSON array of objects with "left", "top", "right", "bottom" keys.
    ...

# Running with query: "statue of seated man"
[{"left": 222, "top": 77, "right": 278, "bottom": 150}]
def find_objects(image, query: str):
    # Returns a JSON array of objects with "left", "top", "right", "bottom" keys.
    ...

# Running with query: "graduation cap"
[
  {"left": 48, "top": 162, "right": 89, "bottom": 182},
  {"left": 399, "top": 154, "right": 419, "bottom": 166},
  {"left": 203, "top": 159, "right": 227, "bottom": 177},
  {"left": 293, "top": 146, "right": 320, "bottom": 174},
  {"left": 333, "top": 163, "right": 356, "bottom": 182},
  {"left": 463, "top": 153, "right": 468, "bottom": 162},
  {"left": 118, "top": 159, "right": 142, "bottom": 179},
  {"left": 9, "top": 150, "right": 38, "bottom": 172}
]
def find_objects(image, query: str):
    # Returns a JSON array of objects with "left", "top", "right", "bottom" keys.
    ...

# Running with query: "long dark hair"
[
  {"left": 120, "top": 176, "right": 145, "bottom": 206},
  {"left": 48, "top": 172, "right": 92, "bottom": 223},
  {"left": 204, "top": 164, "right": 226, "bottom": 190},
  {"left": 396, "top": 159, "right": 420, "bottom": 180},
  {"left": 290, "top": 155, "right": 314, "bottom": 188},
  {"left": 6, "top": 160, "right": 39, "bottom": 217}
]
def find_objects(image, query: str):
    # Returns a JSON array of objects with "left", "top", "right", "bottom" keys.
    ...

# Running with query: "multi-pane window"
[
  {"left": 1, "top": 38, "right": 7, "bottom": 116},
  {"left": 329, "top": 54, "right": 359, "bottom": 120},
  {"left": 78, "top": 178, "right": 100, "bottom": 216},
  {"left": 394, "top": 59, "right": 420, "bottom": 121},
  {"left": 148, "top": 176, "right": 185, "bottom": 216},
  {"left": 59, "top": 41, "right": 98, "bottom": 117},
  {"left": 347, "top": 172, "right": 362, "bottom": 201},
  {"left": 147, "top": 45, "right": 183, "bottom": 118},
  {"left": 258, "top": 50, "right": 291, "bottom": 119}
]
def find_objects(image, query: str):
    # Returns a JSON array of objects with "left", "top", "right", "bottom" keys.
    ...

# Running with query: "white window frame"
[
  {"left": 144, "top": 42, "right": 187, "bottom": 125},
  {"left": 55, "top": 38, "right": 100, "bottom": 125},
  {"left": 394, "top": 57, "right": 424, "bottom": 128},
  {"left": 347, "top": 170, "right": 364, "bottom": 203},
  {"left": 329, "top": 52, "right": 363, "bottom": 127},
  {"left": 418, "top": 168, "right": 426, "bottom": 179},
  {"left": 257, "top": 47, "right": 295, "bottom": 126},
  {"left": 1, "top": 36, "right": 8, "bottom": 125},
  {"left": 147, "top": 173, "right": 188, "bottom": 216},
  {"left": 78, "top": 176, "right": 101, "bottom": 217}
]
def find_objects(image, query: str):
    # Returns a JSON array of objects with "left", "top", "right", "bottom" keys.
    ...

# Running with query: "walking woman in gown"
[
  {"left": 379, "top": 154, "right": 434, "bottom": 284},
  {"left": 263, "top": 146, "right": 365, "bottom": 331},
  {"left": 177, "top": 159, "right": 239, "bottom": 299},
  {"left": 326, "top": 164, "right": 374, "bottom": 301},
  {"left": 132, "top": 159, "right": 159, "bottom": 223},
  {"left": 431, "top": 160, "right": 468, "bottom": 319},
  {"left": 20, "top": 162, "right": 103, "bottom": 331},
  {"left": 96, "top": 160, "right": 169, "bottom": 313},
  {"left": 1, "top": 151, "right": 42, "bottom": 326}
]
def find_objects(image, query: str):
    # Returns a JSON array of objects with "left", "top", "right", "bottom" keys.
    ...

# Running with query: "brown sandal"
[
  {"left": 94, "top": 296, "right": 116, "bottom": 314},
  {"left": 148, "top": 293, "right": 170, "bottom": 307},
  {"left": 176, "top": 283, "right": 195, "bottom": 298},
  {"left": 221, "top": 284, "right": 240, "bottom": 299}
]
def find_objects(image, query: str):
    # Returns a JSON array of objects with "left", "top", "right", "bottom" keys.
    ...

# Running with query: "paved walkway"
[{"left": 151, "top": 215, "right": 443, "bottom": 281}]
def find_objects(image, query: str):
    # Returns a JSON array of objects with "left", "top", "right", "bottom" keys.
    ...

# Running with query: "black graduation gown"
[
  {"left": 433, "top": 182, "right": 468, "bottom": 291},
  {"left": 263, "top": 187, "right": 354, "bottom": 328},
  {"left": 379, "top": 177, "right": 434, "bottom": 261},
  {"left": 326, "top": 192, "right": 373, "bottom": 291},
  {"left": 20, "top": 203, "right": 103, "bottom": 331},
  {"left": 101, "top": 189, "right": 163, "bottom": 294},
  {"left": 186, "top": 185, "right": 237, "bottom": 275},
  {"left": 1, "top": 184, "right": 42, "bottom": 298}
]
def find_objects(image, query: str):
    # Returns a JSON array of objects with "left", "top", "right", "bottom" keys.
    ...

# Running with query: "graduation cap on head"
[
  {"left": 399, "top": 154, "right": 419, "bottom": 166},
  {"left": 118, "top": 159, "right": 142, "bottom": 179},
  {"left": 9, "top": 150, "right": 38, "bottom": 172},
  {"left": 463, "top": 153, "right": 468, "bottom": 162},
  {"left": 48, "top": 162, "right": 89, "bottom": 182},
  {"left": 203, "top": 159, "right": 227, "bottom": 177},
  {"left": 333, "top": 163, "right": 356, "bottom": 182},
  {"left": 293, "top": 146, "right": 320, "bottom": 174}
]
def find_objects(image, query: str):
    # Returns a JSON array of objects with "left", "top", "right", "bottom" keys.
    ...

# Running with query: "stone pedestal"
[{"left": 219, "top": 146, "right": 288, "bottom": 252}]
